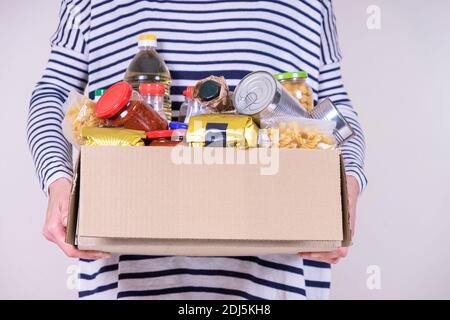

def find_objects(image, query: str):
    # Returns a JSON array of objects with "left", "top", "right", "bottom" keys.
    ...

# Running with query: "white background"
[{"left": 0, "top": 0, "right": 449, "bottom": 299}]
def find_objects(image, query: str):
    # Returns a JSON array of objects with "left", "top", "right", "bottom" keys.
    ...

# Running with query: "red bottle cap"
[
  {"left": 95, "top": 82, "right": 132, "bottom": 119},
  {"left": 146, "top": 129, "right": 186, "bottom": 139},
  {"left": 139, "top": 83, "right": 165, "bottom": 96},
  {"left": 182, "top": 86, "right": 193, "bottom": 98}
]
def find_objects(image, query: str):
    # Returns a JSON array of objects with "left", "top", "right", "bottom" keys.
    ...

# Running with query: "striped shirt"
[{"left": 27, "top": 0, "right": 367, "bottom": 300}]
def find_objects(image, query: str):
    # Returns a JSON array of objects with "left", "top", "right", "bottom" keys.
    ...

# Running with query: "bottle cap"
[
  {"left": 169, "top": 121, "right": 188, "bottom": 130},
  {"left": 138, "top": 34, "right": 157, "bottom": 48},
  {"left": 146, "top": 129, "right": 186, "bottom": 139},
  {"left": 198, "top": 80, "right": 220, "bottom": 101},
  {"left": 95, "top": 82, "right": 132, "bottom": 119},
  {"left": 95, "top": 88, "right": 107, "bottom": 97},
  {"left": 139, "top": 83, "right": 165, "bottom": 96},
  {"left": 182, "top": 86, "right": 194, "bottom": 98},
  {"left": 274, "top": 71, "right": 308, "bottom": 81}
]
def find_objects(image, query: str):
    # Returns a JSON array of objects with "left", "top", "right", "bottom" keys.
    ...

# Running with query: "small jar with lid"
[
  {"left": 146, "top": 129, "right": 186, "bottom": 147},
  {"left": 274, "top": 72, "right": 314, "bottom": 112},
  {"left": 95, "top": 82, "right": 168, "bottom": 132}
]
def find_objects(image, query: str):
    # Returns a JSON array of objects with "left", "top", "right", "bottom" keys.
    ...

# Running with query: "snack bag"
[
  {"left": 264, "top": 117, "right": 336, "bottom": 150},
  {"left": 62, "top": 91, "right": 103, "bottom": 147}
]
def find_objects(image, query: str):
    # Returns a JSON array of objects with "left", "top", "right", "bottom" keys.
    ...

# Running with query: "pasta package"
[
  {"left": 266, "top": 118, "right": 336, "bottom": 150},
  {"left": 62, "top": 91, "right": 104, "bottom": 147},
  {"left": 186, "top": 114, "right": 259, "bottom": 148},
  {"left": 81, "top": 127, "right": 146, "bottom": 146}
]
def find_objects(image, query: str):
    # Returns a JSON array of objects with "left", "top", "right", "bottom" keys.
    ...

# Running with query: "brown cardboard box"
[{"left": 66, "top": 146, "right": 351, "bottom": 255}]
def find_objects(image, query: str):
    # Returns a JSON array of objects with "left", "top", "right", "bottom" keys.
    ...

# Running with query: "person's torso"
[{"left": 85, "top": 0, "right": 324, "bottom": 108}]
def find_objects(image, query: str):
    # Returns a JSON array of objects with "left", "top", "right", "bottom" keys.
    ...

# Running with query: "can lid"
[
  {"left": 95, "top": 88, "right": 107, "bottom": 97},
  {"left": 274, "top": 71, "right": 308, "bottom": 81},
  {"left": 146, "top": 129, "right": 186, "bottom": 139},
  {"left": 139, "top": 83, "right": 165, "bottom": 96},
  {"left": 182, "top": 86, "right": 194, "bottom": 98},
  {"left": 169, "top": 121, "right": 188, "bottom": 130},
  {"left": 95, "top": 82, "right": 132, "bottom": 119},
  {"left": 233, "top": 71, "right": 278, "bottom": 115},
  {"left": 198, "top": 80, "right": 220, "bottom": 101}
]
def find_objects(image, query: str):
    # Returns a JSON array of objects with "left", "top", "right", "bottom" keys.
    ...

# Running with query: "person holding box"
[{"left": 27, "top": 0, "right": 366, "bottom": 300}]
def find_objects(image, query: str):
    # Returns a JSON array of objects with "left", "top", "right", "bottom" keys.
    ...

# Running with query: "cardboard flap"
[
  {"left": 340, "top": 156, "right": 352, "bottom": 247},
  {"left": 65, "top": 155, "right": 80, "bottom": 245},
  {"left": 77, "top": 147, "right": 344, "bottom": 242}
]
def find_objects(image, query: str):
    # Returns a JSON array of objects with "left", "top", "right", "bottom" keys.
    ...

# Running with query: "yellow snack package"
[
  {"left": 62, "top": 91, "right": 104, "bottom": 148},
  {"left": 81, "top": 127, "right": 146, "bottom": 146},
  {"left": 186, "top": 114, "right": 259, "bottom": 148}
]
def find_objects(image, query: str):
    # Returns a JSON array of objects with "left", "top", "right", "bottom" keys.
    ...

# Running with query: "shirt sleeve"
[
  {"left": 27, "top": 0, "right": 91, "bottom": 196},
  {"left": 318, "top": 0, "right": 368, "bottom": 192}
]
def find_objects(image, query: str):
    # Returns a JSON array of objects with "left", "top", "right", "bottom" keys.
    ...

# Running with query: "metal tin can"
[
  {"left": 233, "top": 71, "right": 309, "bottom": 126},
  {"left": 310, "top": 98, "right": 355, "bottom": 145}
]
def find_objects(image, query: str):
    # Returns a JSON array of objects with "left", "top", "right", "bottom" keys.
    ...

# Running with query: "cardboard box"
[{"left": 66, "top": 146, "right": 351, "bottom": 256}]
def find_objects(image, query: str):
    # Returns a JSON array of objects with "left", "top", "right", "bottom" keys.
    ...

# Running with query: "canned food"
[
  {"left": 233, "top": 71, "right": 309, "bottom": 126},
  {"left": 309, "top": 98, "right": 355, "bottom": 145}
]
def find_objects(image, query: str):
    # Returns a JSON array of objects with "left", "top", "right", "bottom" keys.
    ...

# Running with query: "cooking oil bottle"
[{"left": 124, "top": 34, "right": 172, "bottom": 120}]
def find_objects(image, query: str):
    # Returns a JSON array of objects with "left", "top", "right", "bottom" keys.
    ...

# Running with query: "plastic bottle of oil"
[{"left": 124, "top": 34, "right": 172, "bottom": 120}]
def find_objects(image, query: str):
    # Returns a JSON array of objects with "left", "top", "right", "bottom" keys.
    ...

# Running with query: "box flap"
[
  {"left": 77, "top": 146, "right": 344, "bottom": 242},
  {"left": 65, "top": 155, "right": 80, "bottom": 245},
  {"left": 77, "top": 237, "right": 342, "bottom": 256},
  {"left": 340, "top": 156, "right": 353, "bottom": 247}
]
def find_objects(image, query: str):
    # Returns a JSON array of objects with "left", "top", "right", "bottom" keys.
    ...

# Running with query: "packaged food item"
[
  {"left": 82, "top": 127, "right": 146, "bottom": 146},
  {"left": 266, "top": 118, "right": 336, "bottom": 150},
  {"left": 139, "top": 83, "right": 167, "bottom": 121},
  {"left": 94, "top": 88, "right": 107, "bottom": 102},
  {"left": 233, "top": 71, "right": 309, "bottom": 126},
  {"left": 124, "top": 34, "right": 172, "bottom": 120},
  {"left": 274, "top": 71, "right": 314, "bottom": 112},
  {"left": 62, "top": 91, "right": 103, "bottom": 147},
  {"left": 186, "top": 114, "right": 258, "bottom": 148},
  {"left": 258, "top": 129, "right": 272, "bottom": 148},
  {"left": 179, "top": 86, "right": 206, "bottom": 123},
  {"left": 95, "top": 81, "right": 168, "bottom": 132},
  {"left": 309, "top": 98, "right": 355, "bottom": 145},
  {"left": 146, "top": 129, "right": 186, "bottom": 147},
  {"left": 193, "top": 76, "right": 234, "bottom": 113}
]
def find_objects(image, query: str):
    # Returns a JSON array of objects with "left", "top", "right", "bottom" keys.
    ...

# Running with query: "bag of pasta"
[
  {"left": 62, "top": 91, "right": 103, "bottom": 147},
  {"left": 262, "top": 117, "right": 336, "bottom": 150}
]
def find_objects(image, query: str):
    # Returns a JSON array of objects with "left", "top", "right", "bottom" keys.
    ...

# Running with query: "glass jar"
[
  {"left": 274, "top": 72, "right": 314, "bottom": 112},
  {"left": 95, "top": 81, "right": 168, "bottom": 132},
  {"left": 146, "top": 129, "right": 186, "bottom": 147}
]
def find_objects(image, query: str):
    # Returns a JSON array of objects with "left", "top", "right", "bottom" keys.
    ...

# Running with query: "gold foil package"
[
  {"left": 81, "top": 127, "right": 146, "bottom": 146},
  {"left": 187, "top": 114, "right": 259, "bottom": 148}
]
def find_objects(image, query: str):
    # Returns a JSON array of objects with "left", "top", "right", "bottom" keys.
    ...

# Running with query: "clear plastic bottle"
[
  {"left": 179, "top": 86, "right": 205, "bottom": 124},
  {"left": 139, "top": 83, "right": 167, "bottom": 122},
  {"left": 124, "top": 34, "right": 172, "bottom": 120}
]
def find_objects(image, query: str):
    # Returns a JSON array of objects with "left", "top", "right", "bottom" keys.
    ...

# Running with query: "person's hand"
[
  {"left": 299, "top": 175, "right": 359, "bottom": 264},
  {"left": 43, "top": 177, "right": 111, "bottom": 259}
]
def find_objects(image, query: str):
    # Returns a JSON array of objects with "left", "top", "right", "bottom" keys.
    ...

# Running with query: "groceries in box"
[
  {"left": 64, "top": 34, "right": 354, "bottom": 255},
  {"left": 63, "top": 35, "right": 353, "bottom": 150}
]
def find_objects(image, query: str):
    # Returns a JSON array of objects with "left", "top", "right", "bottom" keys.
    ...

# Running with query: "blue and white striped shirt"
[{"left": 27, "top": 0, "right": 367, "bottom": 300}]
